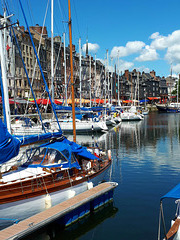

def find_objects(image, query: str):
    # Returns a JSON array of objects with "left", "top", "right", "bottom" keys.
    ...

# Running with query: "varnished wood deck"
[
  {"left": 166, "top": 218, "right": 180, "bottom": 240},
  {"left": 0, "top": 182, "right": 117, "bottom": 240}
]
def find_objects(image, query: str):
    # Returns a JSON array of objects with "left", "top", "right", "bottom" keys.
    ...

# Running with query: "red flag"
[{"left": 6, "top": 44, "right": 11, "bottom": 51}]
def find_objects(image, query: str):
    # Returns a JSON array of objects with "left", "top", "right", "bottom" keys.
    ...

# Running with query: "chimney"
[
  {"left": 150, "top": 70, "right": 156, "bottom": 79},
  {"left": 125, "top": 70, "right": 129, "bottom": 81},
  {"left": 19, "top": 26, "right": 25, "bottom": 32},
  {"left": 29, "top": 24, "right": 48, "bottom": 35},
  {"left": 72, "top": 44, "right": 75, "bottom": 52}
]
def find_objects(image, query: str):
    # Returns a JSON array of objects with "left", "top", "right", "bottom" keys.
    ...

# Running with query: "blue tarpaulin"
[
  {"left": 24, "top": 136, "right": 98, "bottom": 170},
  {"left": 139, "top": 99, "right": 149, "bottom": 103},
  {"left": 63, "top": 138, "right": 99, "bottom": 160},
  {"left": 54, "top": 105, "right": 91, "bottom": 113},
  {"left": 0, "top": 119, "right": 21, "bottom": 164},
  {"left": 161, "top": 183, "right": 180, "bottom": 200},
  {"left": 16, "top": 131, "right": 63, "bottom": 146}
]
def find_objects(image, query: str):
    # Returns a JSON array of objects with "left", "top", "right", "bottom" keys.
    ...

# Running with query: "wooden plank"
[
  {"left": 166, "top": 218, "right": 180, "bottom": 240},
  {"left": 0, "top": 182, "right": 117, "bottom": 240}
]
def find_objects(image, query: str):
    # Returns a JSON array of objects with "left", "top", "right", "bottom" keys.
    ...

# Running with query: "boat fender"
[
  {"left": 108, "top": 150, "right": 111, "bottom": 161},
  {"left": 68, "top": 189, "right": 76, "bottom": 198},
  {"left": 45, "top": 194, "right": 52, "bottom": 209},
  {"left": 87, "top": 182, "right": 93, "bottom": 190}
]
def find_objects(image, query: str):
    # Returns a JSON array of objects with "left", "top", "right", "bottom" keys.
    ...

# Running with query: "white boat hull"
[
  {"left": 48, "top": 120, "right": 108, "bottom": 133},
  {"left": 0, "top": 167, "right": 109, "bottom": 228},
  {"left": 121, "top": 112, "right": 143, "bottom": 121}
]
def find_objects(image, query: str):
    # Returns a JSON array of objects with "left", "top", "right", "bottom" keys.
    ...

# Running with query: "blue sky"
[{"left": 4, "top": 0, "right": 180, "bottom": 77}]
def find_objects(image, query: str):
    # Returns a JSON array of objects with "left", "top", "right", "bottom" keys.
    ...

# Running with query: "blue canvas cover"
[
  {"left": 16, "top": 131, "right": 63, "bottom": 146},
  {"left": 161, "top": 183, "right": 180, "bottom": 200},
  {"left": 0, "top": 119, "right": 21, "bottom": 164},
  {"left": 54, "top": 105, "right": 91, "bottom": 113},
  {"left": 26, "top": 140, "right": 81, "bottom": 169},
  {"left": 23, "top": 136, "right": 99, "bottom": 170},
  {"left": 62, "top": 138, "right": 99, "bottom": 160},
  {"left": 91, "top": 106, "right": 107, "bottom": 112}
]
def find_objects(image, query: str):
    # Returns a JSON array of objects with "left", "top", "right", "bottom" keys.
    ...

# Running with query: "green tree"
[{"left": 171, "top": 79, "right": 180, "bottom": 99}]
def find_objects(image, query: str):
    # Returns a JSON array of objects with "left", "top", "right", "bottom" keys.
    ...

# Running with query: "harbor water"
[{"left": 23, "top": 112, "right": 180, "bottom": 240}]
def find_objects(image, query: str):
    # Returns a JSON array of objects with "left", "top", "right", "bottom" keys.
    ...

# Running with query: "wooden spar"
[
  {"left": 166, "top": 218, "right": 180, "bottom": 240},
  {"left": 68, "top": 0, "right": 76, "bottom": 142}
]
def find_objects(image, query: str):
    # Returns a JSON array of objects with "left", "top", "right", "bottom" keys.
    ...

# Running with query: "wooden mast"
[{"left": 68, "top": 0, "right": 76, "bottom": 142}]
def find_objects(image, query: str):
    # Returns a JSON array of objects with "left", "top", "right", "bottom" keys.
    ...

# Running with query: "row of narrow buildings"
[{"left": 2, "top": 21, "right": 176, "bottom": 103}]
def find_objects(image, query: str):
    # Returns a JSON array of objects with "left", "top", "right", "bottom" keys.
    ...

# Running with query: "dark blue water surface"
[{"left": 26, "top": 112, "right": 180, "bottom": 240}]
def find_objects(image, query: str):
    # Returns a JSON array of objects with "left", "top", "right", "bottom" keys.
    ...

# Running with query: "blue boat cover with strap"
[
  {"left": 0, "top": 118, "right": 21, "bottom": 164},
  {"left": 161, "top": 183, "right": 180, "bottom": 200}
]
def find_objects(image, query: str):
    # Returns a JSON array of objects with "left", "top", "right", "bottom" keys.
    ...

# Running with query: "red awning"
[
  {"left": 92, "top": 99, "right": 104, "bottom": 104},
  {"left": 0, "top": 97, "right": 19, "bottom": 104},
  {"left": 148, "top": 97, "right": 160, "bottom": 100},
  {"left": 31, "top": 99, "right": 63, "bottom": 105},
  {"left": 123, "top": 100, "right": 133, "bottom": 103}
]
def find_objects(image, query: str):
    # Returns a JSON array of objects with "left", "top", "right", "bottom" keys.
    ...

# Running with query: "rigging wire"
[
  {"left": 27, "top": 0, "right": 35, "bottom": 26},
  {"left": 72, "top": 0, "right": 81, "bottom": 38},
  {"left": 24, "top": 0, "right": 50, "bottom": 115},
  {"left": 57, "top": 0, "right": 68, "bottom": 34}
]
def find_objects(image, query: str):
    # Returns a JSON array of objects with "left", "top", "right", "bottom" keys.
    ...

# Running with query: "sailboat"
[
  {"left": 0, "top": 0, "right": 112, "bottom": 228},
  {"left": 120, "top": 72, "right": 143, "bottom": 121},
  {"left": 158, "top": 183, "right": 180, "bottom": 240}
]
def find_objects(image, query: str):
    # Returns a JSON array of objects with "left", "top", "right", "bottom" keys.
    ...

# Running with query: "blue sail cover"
[
  {"left": 16, "top": 131, "right": 63, "bottom": 146},
  {"left": 161, "top": 183, "right": 180, "bottom": 200},
  {"left": 63, "top": 138, "right": 99, "bottom": 160},
  {"left": 54, "top": 105, "right": 91, "bottom": 113},
  {"left": 0, "top": 119, "right": 20, "bottom": 164},
  {"left": 23, "top": 136, "right": 99, "bottom": 170}
]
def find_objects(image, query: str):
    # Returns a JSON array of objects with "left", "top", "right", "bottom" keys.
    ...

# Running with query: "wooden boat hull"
[{"left": 0, "top": 162, "right": 110, "bottom": 227}]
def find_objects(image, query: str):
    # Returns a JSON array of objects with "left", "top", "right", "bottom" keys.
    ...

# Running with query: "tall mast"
[
  {"left": 89, "top": 54, "right": 92, "bottom": 108},
  {"left": 131, "top": 73, "right": 133, "bottom": 103},
  {"left": 177, "top": 75, "right": 179, "bottom": 104},
  {"left": 0, "top": 15, "right": 11, "bottom": 133},
  {"left": 110, "top": 57, "right": 113, "bottom": 105},
  {"left": 63, "top": 32, "right": 67, "bottom": 106},
  {"left": 68, "top": 0, "right": 76, "bottom": 142},
  {"left": 117, "top": 51, "right": 120, "bottom": 105},
  {"left": 106, "top": 50, "right": 109, "bottom": 104},
  {"left": 79, "top": 38, "right": 82, "bottom": 108},
  {"left": 51, "top": 0, "right": 54, "bottom": 102},
  {"left": 170, "top": 64, "right": 172, "bottom": 103},
  {"left": 137, "top": 71, "right": 139, "bottom": 107},
  {"left": 105, "top": 56, "right": 107, "bottom": 114},
  {"left": 94, "top": 53, "right": 96, "bottom": 105}
]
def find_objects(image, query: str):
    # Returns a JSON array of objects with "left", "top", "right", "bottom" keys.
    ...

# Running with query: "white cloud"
[
  {"left": 165, "top": 44, "right": 180, "bottom": 63},
  {"left": 149, "top": 32, "right": 160, "bottom": 40},
  {"left": 82, "top": 43, "right": 100, "bottom": 53},
  {"left": 136, "top": 66, "right": 150, "bottom": 73},
  {"left": 150, "top": 30, "right": 180, "bottom": 50},
  {"left": 172, "top": 64, "right": 180, "bottom": 73},
  {"left": 118, "top": 60, "right": 134, "bottom": 72},
  {"left": 135, "top": 45, "right": 159, "bottom": 62},
  {"left": 110, "top": 41, "right": 145, "bottom": 58}
]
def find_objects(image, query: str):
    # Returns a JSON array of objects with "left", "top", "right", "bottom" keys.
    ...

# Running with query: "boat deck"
[{"left": 0, "top": 182, "right": 117, "bottom": 240}]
